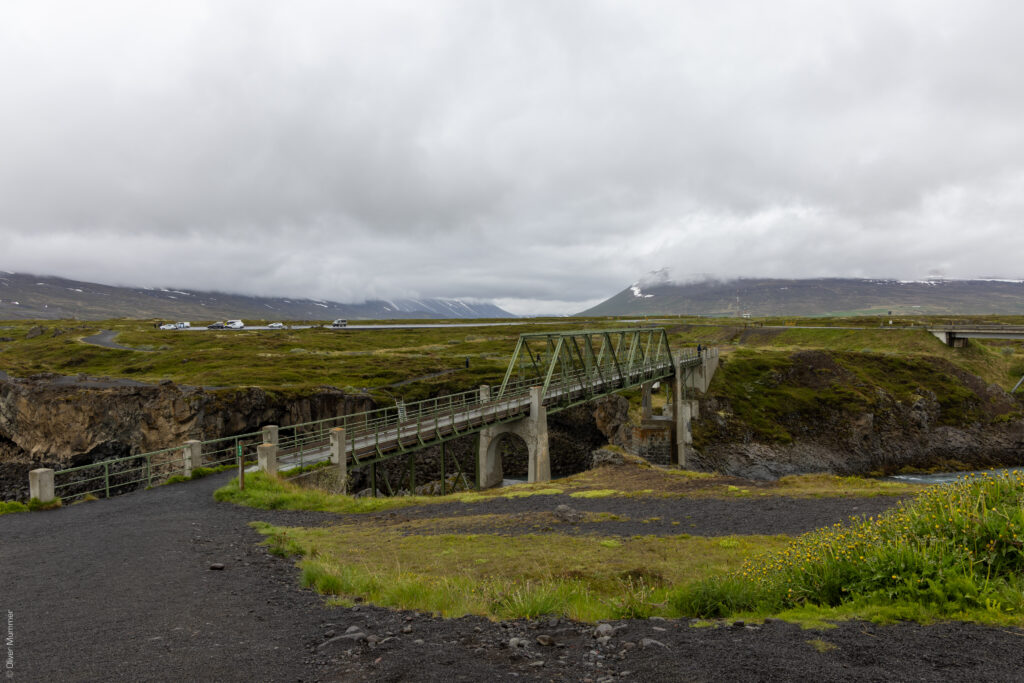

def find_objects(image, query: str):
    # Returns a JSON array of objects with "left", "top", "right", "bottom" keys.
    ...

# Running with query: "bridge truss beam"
[{"left": 496, "top": 328, "right": 676, "bottom": 407}]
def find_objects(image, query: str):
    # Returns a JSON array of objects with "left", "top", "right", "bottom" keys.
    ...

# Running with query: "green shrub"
[
  {"left": 0, "top": 501, "right": 29, "bottom": 515},
  {"left": 670, "top": 470, "right": 1024, "bottom": 622}
]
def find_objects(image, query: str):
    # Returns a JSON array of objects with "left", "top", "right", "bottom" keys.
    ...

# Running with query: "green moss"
[
  {"left": 807, "top": 638, "right": 839, "bottom": 652},
  {"left": 26, "top": 497, "right": 62, "bottom": 512},
  {"left": 569, "top": 489, "right": 618, "bottom": 499}
]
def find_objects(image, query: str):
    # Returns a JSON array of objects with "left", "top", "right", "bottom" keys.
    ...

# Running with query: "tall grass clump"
[
  {"left": 671, "top": 471, "right": 1024, "bottom": 622},
  {"left": 0, "top": 500, "right": 29, "bottom": 515},
  {"left": 213, "top": 471, "right": 428, "bottom": 513}
]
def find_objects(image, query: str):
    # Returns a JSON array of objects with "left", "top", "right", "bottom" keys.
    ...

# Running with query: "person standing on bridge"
[{"left": 697, "top": 344, "right": 702, "bottom": 356}]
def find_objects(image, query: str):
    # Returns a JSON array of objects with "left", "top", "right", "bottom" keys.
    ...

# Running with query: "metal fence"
[{"left": 53, "top": 445, "right": 190, "bottom": 502}]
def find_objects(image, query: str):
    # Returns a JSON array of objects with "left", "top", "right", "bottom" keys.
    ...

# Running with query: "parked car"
[
  {"left": 207, "top": 321, "right": 226, "bottom": 329},
  {"left": 267, "top": 322, "right": 284, "bottom": 329},
  {"left": 331, "top": 319, "right": 348, "bottom": 328},
  {"left": 225, "top": 320, "right": 245, "bottom": 329},
  {"left": 159, "top": 323, "right": 176, "bottom": 330}
]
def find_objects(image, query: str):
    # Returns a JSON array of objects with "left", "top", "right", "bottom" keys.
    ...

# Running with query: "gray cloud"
[{"left": 2, "top": 0, "right": 1024, "bottom": 314}]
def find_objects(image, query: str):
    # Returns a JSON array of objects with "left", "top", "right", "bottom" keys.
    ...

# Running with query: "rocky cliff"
[
  {"left": 0, "top": 372, "right": 373, "bottom": 499},
  {"left": 691, "top": 350, "right": 1024, "bottom": 479}
]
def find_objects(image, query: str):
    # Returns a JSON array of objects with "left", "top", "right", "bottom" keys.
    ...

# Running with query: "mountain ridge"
[
  {"left": 578, "top": 277, "right": 1024, "bottom": 317},
  {"left": 0, "top": 272, "right": 512, "bottom": 321}
]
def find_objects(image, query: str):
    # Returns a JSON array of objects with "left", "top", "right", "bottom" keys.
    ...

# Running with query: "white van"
[
  {"left": 331, "top": 319, "right": 348, "bottom": 328},
  {"left": 175, "top": 322, "right": 191, "bottom": 329},
  {"left": 225, "top": 320, "right": 245, "bottom": 329}
]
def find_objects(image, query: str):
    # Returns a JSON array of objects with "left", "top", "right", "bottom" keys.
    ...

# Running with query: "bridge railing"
[
  {"left": 199, "top": 430, "right": 265, "bottom": 469},
  {"left": 53, "top": 445, "right": 192, "bottom": 502}
]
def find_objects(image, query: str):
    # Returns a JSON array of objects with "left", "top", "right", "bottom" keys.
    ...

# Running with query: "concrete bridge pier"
[
  {"left": 671, "top": 352, "right": 719, "bottom": 468},
  {"left": 671, "top": 361, "right": 691, "bottom": 468},
  {"left": 931, "top": 330, "right": 968, "bottom": 348},
  {"left": 478, "top": 386, "right": 550, "bottom": 489},
  {"left": 641, "top": 381, "right": 655, "bottom": 420}
]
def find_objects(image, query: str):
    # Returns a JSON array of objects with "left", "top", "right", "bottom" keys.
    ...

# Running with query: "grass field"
[
  {"left": 2, "top": 315, "right": 1023, "bottom": 402},
  {"left": 215, "top": 466, "right": 1024, "bottom": 627},
  {"left": 217, "top": 465, "right": 928, "bottom": 623}
]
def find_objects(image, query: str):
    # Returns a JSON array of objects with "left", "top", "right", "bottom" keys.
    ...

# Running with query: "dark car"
[{"left": 207, "top": 322, "right": 226, "bottom": 329}]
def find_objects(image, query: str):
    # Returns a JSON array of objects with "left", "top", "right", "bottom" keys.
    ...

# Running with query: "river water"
[
  {"left": 887, "top": 465, "right": 1024, "bottom": 485},
  {"left": 504, "top": 468, "right": 1024, "bottom": 488}
]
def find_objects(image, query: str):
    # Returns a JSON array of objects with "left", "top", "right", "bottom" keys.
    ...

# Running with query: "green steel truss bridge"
[{"left": 47, "top": 328, "right": 713, "bottom": 502}]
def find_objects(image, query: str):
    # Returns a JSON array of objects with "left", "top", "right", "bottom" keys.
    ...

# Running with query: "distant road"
[{"left": 180, "top": 321, "right": 552, "bottom": 332}]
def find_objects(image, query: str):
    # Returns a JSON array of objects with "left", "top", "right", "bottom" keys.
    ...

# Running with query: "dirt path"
[
  {"left": 2, "top": 473, "right": 1023, "bottom": 681},
  {"left": 364, "top": 492, "right": 907, "bottom": 537},
  {"left": 80, "top": 329, "right": 147, "bottom": 352}
]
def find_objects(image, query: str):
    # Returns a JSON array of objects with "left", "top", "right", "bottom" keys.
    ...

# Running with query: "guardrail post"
[
  {"left": 329, "top": 427, "right": 346, "bottom": 466},
  {"left": 262, "top": 425, "right": 279, "bottom": 446},
  {"left": 479, "top": 385, "right": 490, "bottom": 403},
  {"left": 257, "top": 443, "right": 278, "bottom": 476},
  {"left": 184, "top": 440, "right": 203, "bottom": 476},
  {"left": 329, "top": 427, "right": 348, "bottom": 491},
  {"left": 29, "top": 468, "right": 55, "bottom": 502}
]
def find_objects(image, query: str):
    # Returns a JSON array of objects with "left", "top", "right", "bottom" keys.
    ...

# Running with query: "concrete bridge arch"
[{"left": 478, "top": 386, "right": 550, "bottom": 488}]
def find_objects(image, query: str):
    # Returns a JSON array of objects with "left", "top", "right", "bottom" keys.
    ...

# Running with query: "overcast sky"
[{"left": 2, "top": 1, "right": 1024, "bottom": 314}]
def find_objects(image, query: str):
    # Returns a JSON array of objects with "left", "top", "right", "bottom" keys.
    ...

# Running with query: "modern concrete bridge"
[
  {"left": 929, "top": 324, "right": 1024, "bottom": 347},
  {"left": 34, "top": 328, "right": 719, "bottom": 502}
]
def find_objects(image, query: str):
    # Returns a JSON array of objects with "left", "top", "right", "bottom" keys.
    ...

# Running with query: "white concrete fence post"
[
  {"left": 262, "top": 425, "right": 279, "bottom": 446},
  {"left": 329, "top": 427, "right": 348, "bottom": 489},
  {"left": 183, "top": 439, "right": 203, "bottom": 476},
  {"left": 257, "top": 443, "right": 278, "bottom": 476},
  {"left": 29, "top": 468, "right": 55, "bottom": 502}
]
